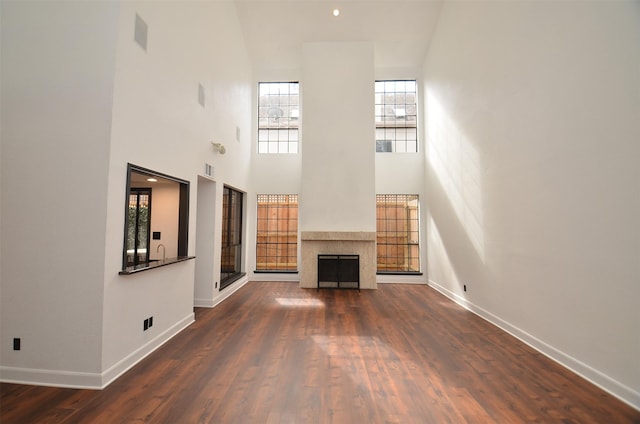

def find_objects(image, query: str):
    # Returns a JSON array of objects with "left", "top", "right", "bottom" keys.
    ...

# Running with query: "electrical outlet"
[
  {"left": 215, "top": 282, "right": 218, "bottom": 289},
  {"left": 143, "top": 319, "right": 149, "bottom": 331},
  {"left": 463, "top": 284, "right": 467, "bottom": 292},
  {"left": 149, "top": 316, "right": 153, "bottom": 328},
  {"left": 13, "top": 338, "right": 21, "bottom": 351}
]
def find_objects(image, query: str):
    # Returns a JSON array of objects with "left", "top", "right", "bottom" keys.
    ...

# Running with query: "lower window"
[
  {"left": 376, "top": 194, "right": 420, "bottom": 273},
  {"left": 256, "top": 194, "right": 298, "bottom": 271}
]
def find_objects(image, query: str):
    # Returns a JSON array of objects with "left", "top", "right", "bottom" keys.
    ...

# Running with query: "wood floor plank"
[{"left": 1, "top": 282, "right": 638, "bottom": 423}]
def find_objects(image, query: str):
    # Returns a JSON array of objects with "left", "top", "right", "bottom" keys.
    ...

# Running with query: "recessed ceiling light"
[
  {"left": 147, "top": 178, "right": 157, "bottom": 182},
  {"left": 333, "top": 9, "right": 340, "bottom": 17}
]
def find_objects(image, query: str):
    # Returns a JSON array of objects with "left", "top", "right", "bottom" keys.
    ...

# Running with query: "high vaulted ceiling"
[{"left": 234, "top": 0, "right": 444, "bottom": 71}]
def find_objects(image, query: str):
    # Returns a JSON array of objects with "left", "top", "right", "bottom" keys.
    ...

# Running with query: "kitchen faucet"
[{"left": 157, "top": 244, "right": 166, "bottom": 262}]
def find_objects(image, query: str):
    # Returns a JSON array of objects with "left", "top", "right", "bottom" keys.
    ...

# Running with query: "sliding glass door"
[{"left": 220, "top": 186, "right": 243, "bottom": 289}]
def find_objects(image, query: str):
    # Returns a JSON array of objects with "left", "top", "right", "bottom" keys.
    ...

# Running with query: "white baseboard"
[
  {"left": 0, "top": 312, "right": 195, "bottom": 390},
  {"left": 427, "top": 279, "right": 640, "bottom": 411},
  {"left": 0, "top": 365, "right": 103, "bottom": 389},
  {"left": 100, "top": 312, "right": 195, "bottom": 388},
  {"left": 377, "top": 274, "right": 428, "bottom": 284},
  {"left": 194, "top": 274, "right": 250, "bottom": 308},
  {"left": 250, "top": 272, "right": 300, "bottom": 282},
  {"left": 3, "top": 274, "right": 252, "bottom": 389}
]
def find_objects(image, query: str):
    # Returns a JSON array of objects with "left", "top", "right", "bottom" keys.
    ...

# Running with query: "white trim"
[
  {"left": 194, "top": 297, "right": 216, "bottom": 308},
  {"left": 251, "top": 272, "right": 300, "bottom": 283},
  {"left": 427, "top": 279, "right": 640, "bottom": 411},
  {"left": 376, "top": 274, "right": 427, "bottom": 284},
  {"left": 0, "top": 312, "right": 195, "bottom": 390},
  {"left": 194, "top": 275, "right": 250, "bottom": 308},
  {"left": 100, "top": 312, "right": 195, "bottom": 388},
  {"left": 0, "top": 366, "right": 102, "bottom": 389}
]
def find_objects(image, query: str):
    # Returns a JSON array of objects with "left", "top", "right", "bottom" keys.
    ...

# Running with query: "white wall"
[
  {"left": 101, "top": 1, "right": 252, "bottom": 379},
  {"left": 1, "top": 0, "right": 252, "bottom": 388},
  {"left": 0, "top": 1, "right": 118, "bottom": 385},
  {"left": 194, "top": 177, "right": 217, "bottom": 304},
  {"left": 300, "top": 42, "right": 376, "bottom": 233},
  {"left": 423, "top": 0, "right": 640, "bottom": 407}
]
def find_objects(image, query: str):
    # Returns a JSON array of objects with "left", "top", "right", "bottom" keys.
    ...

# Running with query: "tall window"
[
  {"left": 221, "top": 186, "right": 244, "bottom": 289},
  {"left": 376, "top": 194, "right": 420, "bottom": 273},
  {"left": 258, "top": 82, "right": 299, "bottom": 154},
  {"left": 256, "top": 194, "right": 298, "bottom": 271},
  {"left": 375, "top": 80, "right": 418, "bottom": 153}
]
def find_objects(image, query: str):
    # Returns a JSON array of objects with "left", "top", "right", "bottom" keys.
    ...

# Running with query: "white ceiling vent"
[{"left": 204, "top": 163, "right": 214, "bottom": 178}]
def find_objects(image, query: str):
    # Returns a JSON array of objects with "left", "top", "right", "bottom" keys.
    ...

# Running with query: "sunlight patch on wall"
[
  {"left": 427, "top": 214, "right": 465, "bottom": 295},
  {"left": 427, "top": 214, "right": 479, "bottom": 303},
  {"left": 426, "top": 91, "right": 485, "bottom": 261}
]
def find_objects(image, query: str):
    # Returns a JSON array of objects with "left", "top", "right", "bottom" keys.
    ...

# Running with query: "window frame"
[
  {"left": 375, "top": 80, "right": 418, "bottom": 153},
  {"left": 257, "top": 81, "right": 300, "bottom": 154},
  {"left": 220, "top": 185, "right": 245, "bottom": 289},
  {"left": 120, "top": 164, "right": 191, "bottom": 274},
  {"left": 126, "top": 187, "right": 152, "bottom": 267},
  {"left": 255, "top": 194, "right": 299, "bottom": 273},
  {"left": 376, "top": 194, "right": 421, "bottom": 274}
]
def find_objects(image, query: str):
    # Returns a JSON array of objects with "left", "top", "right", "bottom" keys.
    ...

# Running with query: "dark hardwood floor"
[{"left": 1, "top": 282, "right": 638, "bottom": 423}]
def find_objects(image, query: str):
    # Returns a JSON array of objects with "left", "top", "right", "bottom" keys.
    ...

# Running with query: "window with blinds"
[
  {"left": 376, "top": 194, "right": 420, "bottom": 272},
  {"left": 256, "top": 194, "right": 298, "bottom": 271}
]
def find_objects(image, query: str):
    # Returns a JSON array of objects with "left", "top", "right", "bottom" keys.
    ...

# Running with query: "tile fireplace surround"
[{"left": 300, "top": 231, "right": 377, "bottom": 289}]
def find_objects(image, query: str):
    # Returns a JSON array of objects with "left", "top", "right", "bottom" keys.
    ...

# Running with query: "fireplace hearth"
[{"left": 300, "top": 231, "right": 376, "bottom": 289}]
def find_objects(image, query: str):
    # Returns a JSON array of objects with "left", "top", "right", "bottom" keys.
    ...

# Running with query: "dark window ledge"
[
  {"left": 254, "top": 270, "right": 299, "bottom": 274},
  {"left": 120, "top": 256, "right": 195, "bottom": 275},
  {"left": 377, "top": 271, "right": 423, "bottom": 276}
]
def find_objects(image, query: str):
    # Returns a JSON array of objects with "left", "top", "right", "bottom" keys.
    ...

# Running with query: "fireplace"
[
  {"left": 317, "top": 254, "right": 360, "bottom": 289},
  {"left": 300, "top": 231, "right": 376, "bottom": 289}
]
